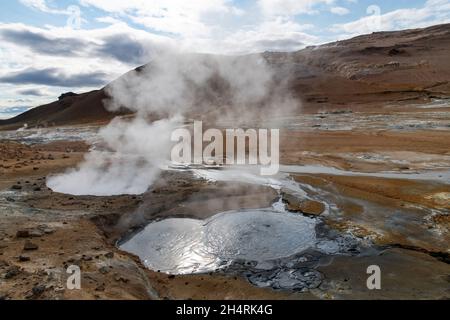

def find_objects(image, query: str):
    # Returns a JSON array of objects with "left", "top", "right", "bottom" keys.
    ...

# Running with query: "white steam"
[
  {"left": 47, "top": 51, "right": 300, "bottom": 196},
  {"left": 106, "top": 52, "right": 299, "bottom": 121},
  {"left": 47, "top": 117, "right": 180, "bottom": 196}
]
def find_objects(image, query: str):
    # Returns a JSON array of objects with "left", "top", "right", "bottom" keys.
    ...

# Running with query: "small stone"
[
  {"left": 99, "top": 266, "right": 109, "bottom": 274},
  {"left": 23, "top": 241, "right": 39, "bottom": 251},
  {"left": 11, "top": 185, "right": 22, "bottom": 190},
  {"left": 33, "top": 187, "right": 42, "bottom": 192},
  {"left": 29, "top": 230, "right": 44, "bottom": 237},
  {"left": 296, "top": 200, "right": 326, "bottom": 216},
  {"left": 104, "top": 252, "right": 114, "bottom": 259},
  {"left": 43, "top": 228, "right": 54, "bottom": 235},
  {"left": 66, "top": 257, "right": 79, "bottom": 264},
  {"left": 16, "top": 230, "right": 30, "bottom": 238},
  {"left": 114, "top": 274, "right": 129, "bottom": 283},
  {"left": 18, "top": 255, "right": 30, "bottom": 262},
  {"left": 31, "top": 285, "right": 46, "bottom": 296},
  {"left": 4, "top": 266, "right": 20, "bottom": 279},
  {"left": 282, "top": 191, "right": 325, "bottom": 216},
  {"left": 95, "top": 284, "right": 105, "bottom": 292}
]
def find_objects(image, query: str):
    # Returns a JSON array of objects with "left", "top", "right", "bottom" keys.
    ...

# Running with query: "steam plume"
[{"left": 47, "top": 51, "right": 300, "bottom": 196}]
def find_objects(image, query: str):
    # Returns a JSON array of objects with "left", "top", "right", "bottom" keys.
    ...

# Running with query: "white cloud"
[
  {"left": 80, "top": 0, "right": 242, "bottom": 38},
  {"left": 19, "top": 0, "right": 69, "bottom": 14},
  {"left": 0, "top": 21, "right": 179, "bottom": 110},
  {"left": 330, "top": 6, "right": 350, "bottom": 15},
  {"left": 19, "top": 0, "right": 52, "bottom": 12},
  {"left": 258, "top": 0, "right": 336, "bottom": 16},
  {"left": 96, "top": 16, "right": 123, "bottom": 25},
  {"left": 218, "top": 17, "right": 318, "bottom": 53},
  {"left": 333, "top": 0, "right": 450, "bottom": 36},
  {"left": 78, "top": 0, "right": 321, "bottom": 54}
]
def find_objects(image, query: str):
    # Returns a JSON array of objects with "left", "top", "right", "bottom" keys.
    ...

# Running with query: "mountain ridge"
[{"left": 1, "top": 23, "right": 450, "bottom": 130}]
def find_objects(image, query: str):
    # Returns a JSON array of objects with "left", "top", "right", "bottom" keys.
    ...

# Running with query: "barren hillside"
[{"left": 1, "top": 23, "right": 449, "bottom": 130}]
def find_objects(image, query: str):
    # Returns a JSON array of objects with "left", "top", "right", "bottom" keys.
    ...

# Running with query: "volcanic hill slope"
[{"left": 1, "top": 23, "right": 450, "bottom": 129}]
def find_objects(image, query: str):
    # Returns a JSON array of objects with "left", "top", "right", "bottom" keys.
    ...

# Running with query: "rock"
[
  {"left": 99, "top": 266, "right": 109, "bottom": 274},
  {"left": 29, "top": 230, "right": 44, "bottom": 237},
  {"left": 11, "top": 185, "right": 22, "bottom": 190},
  {"left": 82, "top": 255, "right": 92, "bottom": 261},
  {"left": 282, "top": 191, "right": 325, "bottom": 216},
  {"left": 66, "top": 257, "right": 80, "bottom": 264},
  {"left": 16, "top": 230, "right": 30, "bottom": 238},
  {"left": 104, "top": 252, "right": 114, "bottom": 259},
  {"left": 114, "top": 274, "right": 129, "bottom": 283},
  {"left": 4, "top": 266, "right": 20, "bottom": 279},
  {"left": 33, "top": 187, "right": 42, "bottom": 192},
  {"left": 5, "top": 197, "right": 15, "bottom": 202},
  {"left": 43, "top": 228, "right": 55, "bottom": 235},
  {"left": 281, "top": 191, "right": 299, "bottom": 205},
  {"left": 95, "top": 284, "right": 105, "bottom": 292},
  {"left": 389, "top": 48, "right": 406, "bottom": 56},
  {"left": 296, "top": 200, "right": 326, "bottom": 216},
  {"left": 31, "top": 285, "right": 46, "bottom": 296},
  {"left": 58, "top": 92, "right": 78, "bottom": 100},
  {"left": 18, "top": 255, "right": 30, "bottom": 262},
  {"left": 23, "top": 241, "right": 39, "bottom": 251}
]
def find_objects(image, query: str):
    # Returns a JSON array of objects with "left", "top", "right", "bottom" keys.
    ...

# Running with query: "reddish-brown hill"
[{"left": 1, "top": 23, "right": 449, "bottom": 130}]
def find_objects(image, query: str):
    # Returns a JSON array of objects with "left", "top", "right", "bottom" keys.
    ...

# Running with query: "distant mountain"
[
  {"left": 1, "top": 23, "right": 449, "bottom": 130},
  {"left": 283, "top": 23, "right": 450, "bottom": 106}
]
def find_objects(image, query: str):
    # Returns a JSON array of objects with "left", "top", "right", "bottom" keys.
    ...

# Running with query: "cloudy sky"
[{"left": 0, "top": 0, "right": 449, "bottom": 118}]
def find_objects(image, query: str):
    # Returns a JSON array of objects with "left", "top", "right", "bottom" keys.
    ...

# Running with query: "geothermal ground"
[
  {"left": 1, "top": 24, "right": 450, "bottom": 300},
  {"left": 0, "top": 100, "right": 449, "bottom": 300}
]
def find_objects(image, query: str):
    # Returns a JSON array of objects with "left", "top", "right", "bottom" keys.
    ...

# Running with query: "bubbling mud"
[{"left": 120, "top": 208, "right": 319, "bottom": 275}]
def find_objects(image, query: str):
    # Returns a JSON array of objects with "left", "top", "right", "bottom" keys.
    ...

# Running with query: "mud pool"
[{"left": 119, "top": 203, "right": 364, "bottom": 291}]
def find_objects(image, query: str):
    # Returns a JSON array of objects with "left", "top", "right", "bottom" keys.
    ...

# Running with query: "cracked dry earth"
[{"left": 0, "top": 106, "right": 450, "bottom": 300}]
